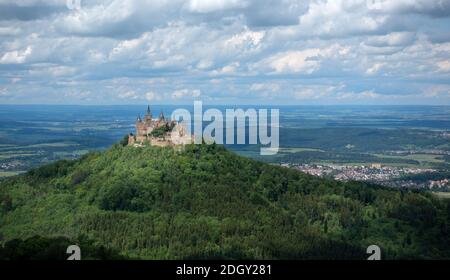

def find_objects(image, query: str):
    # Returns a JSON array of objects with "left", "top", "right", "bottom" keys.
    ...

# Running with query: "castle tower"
[
  {"left": 144, "top": 105, "right": 152, "bottom": 124},
  {"left": 136, "top": 114, "right": 147, "bottom": 137}
]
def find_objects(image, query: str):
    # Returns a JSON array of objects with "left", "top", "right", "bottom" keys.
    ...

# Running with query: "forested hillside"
[{"left": 0, "top": 143, "right": 449, "bottom": 259}]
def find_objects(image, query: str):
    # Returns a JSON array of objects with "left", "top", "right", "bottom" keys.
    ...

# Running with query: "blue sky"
[{"left": 0, "top": 0, "right": 449, "bottom": 105}]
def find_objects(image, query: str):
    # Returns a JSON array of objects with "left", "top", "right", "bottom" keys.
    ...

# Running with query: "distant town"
[{"left": 281, "top": 163, "right": 449, "bottom": 191}]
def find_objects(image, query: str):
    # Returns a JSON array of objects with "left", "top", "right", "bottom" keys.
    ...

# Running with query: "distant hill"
[{"left": 0, "top": 142, "right": 449, "bottom": 259}]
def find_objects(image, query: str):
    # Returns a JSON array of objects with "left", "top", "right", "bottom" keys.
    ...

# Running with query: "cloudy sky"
[{"left": 0, "top": 0, "right": 449, "bottom": 105}]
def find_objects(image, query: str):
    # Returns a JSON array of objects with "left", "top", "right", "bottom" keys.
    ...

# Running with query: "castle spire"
[
  {"left": 144, "top": 105, "right": 152, "bottom": 123},
  {"left": 136, "top": 114, "right": 142, "bottom": 122},
  {"left": 159, "top": 111, "right": 165, "bottom": 120}
]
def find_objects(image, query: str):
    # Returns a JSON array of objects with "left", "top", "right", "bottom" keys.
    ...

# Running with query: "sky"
[{"left": 0, "top": 0, "right": 450, "bottom": 105}]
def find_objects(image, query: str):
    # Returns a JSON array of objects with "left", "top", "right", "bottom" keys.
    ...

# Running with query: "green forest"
[{"left": 0, "top": 141, "right": 449, "bottom": 260}]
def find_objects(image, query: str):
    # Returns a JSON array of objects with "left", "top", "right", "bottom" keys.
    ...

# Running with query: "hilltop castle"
[{"left": 128, "top": 106, "right": 191, "bottom": 147}]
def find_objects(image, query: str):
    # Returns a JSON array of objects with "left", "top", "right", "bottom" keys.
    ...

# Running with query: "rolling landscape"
[
  {"left": 1, "top": 105, "right": 449, "bottom": 190},
  {"left": 1, "top": 0, "right": 450, "bottom": 265},
  {"left": 0, "top": 105, "right": 449, "bottom": 259}
]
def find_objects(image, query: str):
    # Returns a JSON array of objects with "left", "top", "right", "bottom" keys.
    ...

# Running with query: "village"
[{"left": 282, "top": 163, "right": 449, "bottom": 190}]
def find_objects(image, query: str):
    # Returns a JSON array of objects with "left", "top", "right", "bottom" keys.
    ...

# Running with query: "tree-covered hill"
[{"left": 0, "top": 143, "right": 449, "bottom": 259}]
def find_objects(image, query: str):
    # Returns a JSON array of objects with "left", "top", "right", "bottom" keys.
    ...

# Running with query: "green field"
[
  {"left": 375, "top": 153, "right": 444, "bottom": 163},
  {"left": 260, "top": 146, "right": 449, "bottom": 169},
  {"left": 27, "top": 142, "right": 79, "bottom": 148},
  {"left": 53, "top": 150, "right": 90, "bottom": 157},
  {"left": 279, "top": 147, "right": 324, "bottom": 153},
  {"left": 311, "top": 161, "right": 419, "bottom": 168},
  {"left": 0, "top": 144, "right": 15, "bottom": 148},
  {"left": 374, "top": 153, "right": 445, "bottom": 168},
  {"left": 434, "top": 192, "right": 450, "bottom": 199},
  {"left": 0, "top": 153, "right": 37, "bottom": 160},
  {"left": 0, "top": 171, "right": 22, "bottom": 177}
]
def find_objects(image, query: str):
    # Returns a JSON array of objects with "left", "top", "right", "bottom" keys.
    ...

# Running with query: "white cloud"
[
  {"left": 294, "top": 85, "right": 336, "bottom": 100},
  {"left": 172, "top": 89, "right": 202, "bottom": 99},
  {"left": 336, "top": 90, "right": 381, "bottom": 100},
  {"left": 424, "top": 85, "right": 450, "bottom": 97},
  {"left": 0, "top": 46, "right": 32, "bottom": 64},
  {"left": 294, "top": 87, "right": 384, "bottom": 102},
  {"left": 367, "top": 0, "right": 450, "bottom": 17},
  {"left": 0, "top": 88, "right": 9, "bottom": 97},
  {"left": 225, "top": 29, "right": 265, "bottom": 49},
  {"left": 26, "top": 63, "right": 76, "bottom": 76},
  {"left": 118, "top": 91, "right": 139, "bottom": 100},
  {"left": 250, "top": 83, "right": 280, "bottom": 92},
  {"left": 0, "top": 26, "right": 21, "bottom": 36},
  {"left": 297, "top": 0, "right": 387, "bottom": 37},
  {"left": 437, "top": 60, "right": 450, "bottom": 72},
  {"left": 365, "top": 32, "right": 416, "bottom": 47},
  {"left": 145, "top": 91, "right": 161, "bottom": 101},
  {"left": 57, "top": 0, "right": 180, "bottom": 37},
  {"left": 211, "top": 62, "right": 240, "bottom": 75},
  {"left": 266, "top": 49, "right": 321, "bottom": 73},
  {"left": 187, "top": 0, "right": 247, "bottom": 13},
  {"left": 366, "top": 63, "right": 385, "bottom": 75},
  {"left": 253, "top": 44, "right": 353, "bottom": 75}
]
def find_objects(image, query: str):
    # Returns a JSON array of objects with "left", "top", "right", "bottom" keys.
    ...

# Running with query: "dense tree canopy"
[{"left": 0, "top": 143, "right": 449, "bottom": 260}]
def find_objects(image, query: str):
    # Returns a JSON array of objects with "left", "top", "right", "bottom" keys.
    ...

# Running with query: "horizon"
[{"left": 2, "top": 103, "right": 450, "bottom": 107}]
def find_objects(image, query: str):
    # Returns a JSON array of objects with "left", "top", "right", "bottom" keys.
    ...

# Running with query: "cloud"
[
  {"left": 0, "top": 46, "right": 32, "bottom": 64},
  {"left": 118, "top": 91, "right": 139, "bottom": 100},
  {"left": 0, "top": 1, "right": 65, "bottom": 21},
  {"left": 1, "top": 0, "right": 450, "bottom": 104},
  {"left": 437, "top": 60, "right": 450, "bottom": 72},
  {"left": 294, "top": 85, "right": 336, "bottom": 100},
  {"left": 424, "top": 85, "right": 450, "bottom": 97},
  {"left": 368, "top": 0, "right": 450, "bottom": 18},
  {"left": 243, "top": 0, "right": 309, "bottom": 27},
  {"left": 335, "top": 90, "right": 382, "bottom": 100},
  {"left": 225, "top": 29, "right": 265, "bottom": 49},
  {"left": 210, "top": 62, "right": 240, "bottom": 76},
  {"left": 365, "top": 32, "right": 416, "bottom": 47},
  {"left": 57, "top": 0, "right": 183, "bottom": 38},
  {"left": 0, "top": 26, "right": 21, "bottom": 36},
  {"left": 250, "top": 83, "right": 280, "bottom": 92},
  {"left": 293, "top": 86, "right": 388, "bottom": 103},
  {"left": 0, "top": 87, "right": 9, "bottom": 96},
  {"left": 145, "top": 91, "right": 162, "bottom": 102},
  {"left": 28, "top": 64, "right": 76, "bottom": 76},
  {"left": 186, "top": 0, "right": 247, "bottom": 13},
  {"left": 366, "top": 63, "right": 385, "bottom": 75},
  {"left": 297, "top": 0, "right": 388, "bottom": 38},
  {"left": 268, "top": 49, "right": 321, "bottom": 73},
  {"left": 172, "top": 89, "right": 202, "bottom": 99}
]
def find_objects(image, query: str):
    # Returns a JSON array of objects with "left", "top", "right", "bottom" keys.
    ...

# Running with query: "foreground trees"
[{"left": 0, "top": 143, "right": 449, "bottom": 259}]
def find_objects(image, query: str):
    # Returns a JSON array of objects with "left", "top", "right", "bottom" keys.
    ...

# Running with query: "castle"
[{"left": 128, "top": 106, "right": 191, "bottom": 147}]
